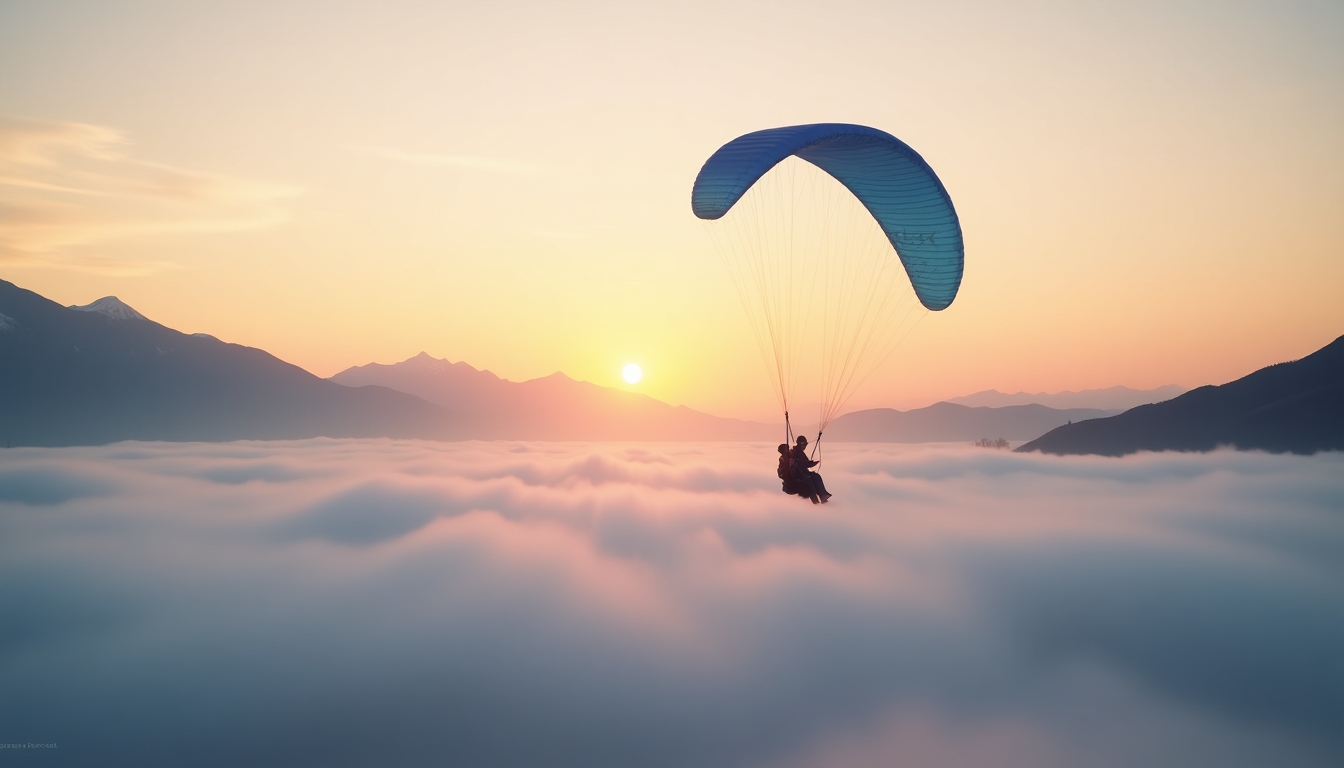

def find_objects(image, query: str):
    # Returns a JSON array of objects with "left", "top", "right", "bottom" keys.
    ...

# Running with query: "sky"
[
  {"left": 1, "top": 440, "right": 1340, "bottom": 766},
  {"left": 0, "top": 0, "right": 1341, "bottom": 420}
]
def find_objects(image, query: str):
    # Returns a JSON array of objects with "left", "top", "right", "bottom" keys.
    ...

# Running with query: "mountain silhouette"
[
  {"left": 329, "top": 353, "right": 775, "bottom": 441},
  {"left": 0, "top": 279, "right": 455, "bottom": 446},
  {"left": 1017, "top": 335, "right": 1343, "bottom": 456},
  {"left": 14, "top": 277, "right": 1322, "bottom": 452},
  {"left": 332, "top": 355, "right": 1128, "bottom": 444},
  {"left": 818, "top": 402, "right": 1118, "bottom": 443}
]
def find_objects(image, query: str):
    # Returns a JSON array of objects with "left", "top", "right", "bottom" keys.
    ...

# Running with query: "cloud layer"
[
  {"left": 0, "top": 441, "right": 1340, "bottom": 767},
  {"left": 0, "top": 116, "right": 296, "bottom": 272}
]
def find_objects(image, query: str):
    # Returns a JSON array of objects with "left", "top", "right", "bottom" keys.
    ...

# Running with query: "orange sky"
[{"left": 1, "top": 0, "right": 1340, "bottom": 421}]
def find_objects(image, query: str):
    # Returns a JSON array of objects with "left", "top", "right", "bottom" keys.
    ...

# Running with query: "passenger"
[
  {"left": 777, "top": 443, "right": 803, "bottom": 496},
  {"left": 790, "top": 436, "right": 831, "bottom": 504},
  {"left": 777, "top": 443, "right": 818, "bottom": 500}
]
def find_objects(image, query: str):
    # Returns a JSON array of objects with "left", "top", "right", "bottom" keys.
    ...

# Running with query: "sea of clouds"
[{"left": 1, "top": 440, "right": 1340, "bottom": 767}]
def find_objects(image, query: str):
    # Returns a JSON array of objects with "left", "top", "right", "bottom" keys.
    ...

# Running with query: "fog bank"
[{"left": 1, "top": 441, "right": 1340, "bottom": 767}]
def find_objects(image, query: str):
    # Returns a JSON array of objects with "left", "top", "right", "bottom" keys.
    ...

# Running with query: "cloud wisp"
[
  {"left": 0, "top": 116, "right": 297, "bottom": 272},
  {"left": 0, "top": 441, "right": 1339, "bottom": 767},
  {"left": 345, "top": 143, "right": 542, "bottom": 174}
]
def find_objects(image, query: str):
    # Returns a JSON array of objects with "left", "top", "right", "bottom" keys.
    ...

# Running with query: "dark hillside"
[{"left": 1017, "top": 336, "right": 1343, "bottom": 456}]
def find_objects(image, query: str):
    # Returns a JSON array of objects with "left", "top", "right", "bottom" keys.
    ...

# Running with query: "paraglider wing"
[{"left": 691, "top": 123, "right": 964, "bottom": 311}]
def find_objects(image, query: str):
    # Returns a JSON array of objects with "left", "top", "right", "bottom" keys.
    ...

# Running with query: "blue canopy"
[{"left": 692, "top": 123, "right": 963, "bottom": 311}]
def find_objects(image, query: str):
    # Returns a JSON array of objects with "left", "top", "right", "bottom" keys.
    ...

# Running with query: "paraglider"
[{"left": 693, "top": 123, "right": 964, "bottom": 497}]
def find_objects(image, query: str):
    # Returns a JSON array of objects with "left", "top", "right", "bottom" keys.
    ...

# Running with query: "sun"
[{"left": 622, "top": 363, "right": 643, "bottom": 384}]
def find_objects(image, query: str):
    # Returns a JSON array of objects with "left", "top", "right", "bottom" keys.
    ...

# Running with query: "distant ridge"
[
  {"left": 948, "top": 384, "right": 1185, "bottom": 411},
  {"left": 819, "top": 402, "right": 1118, "bottom": 443},
  {"left": 330, "top": 353, "right": 774, "bottom": 441},
  {"left": 1017, "top": 336, "right": 1343, "bottom": 456}
]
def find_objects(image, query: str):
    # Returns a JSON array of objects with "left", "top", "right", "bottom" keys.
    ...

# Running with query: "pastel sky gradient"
[{"left": 1, "top": 0, "right": 1340, "bottom": 419}]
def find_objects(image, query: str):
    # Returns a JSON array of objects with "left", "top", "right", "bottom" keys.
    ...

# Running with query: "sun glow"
[{"left": 622, "top": 363, "right": 643, "bottom": 384}]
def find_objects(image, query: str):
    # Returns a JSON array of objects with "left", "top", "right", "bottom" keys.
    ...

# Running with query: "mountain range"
[
  {"left": 329, "top": 354, "right": 772, "bottom": 441},
  {"left": 0, "top": 280, "right": 454, "bottom": 446},
  {"left": 1018, "top": 335, "right": 1343, "bottom": 456},
  {"left": 332, "top": 356, "right": 1115, "bottom": 445},
  {"left": 5, "top": 277, "right": 1336, "bottom": 453},
  {"left": 0, "top": 278, "right": 771, "bottom": 445}
]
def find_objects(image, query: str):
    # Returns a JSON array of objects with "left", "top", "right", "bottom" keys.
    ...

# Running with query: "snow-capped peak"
[{"left": 69, "top": 296, "right": 148, "bottom": 321}]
